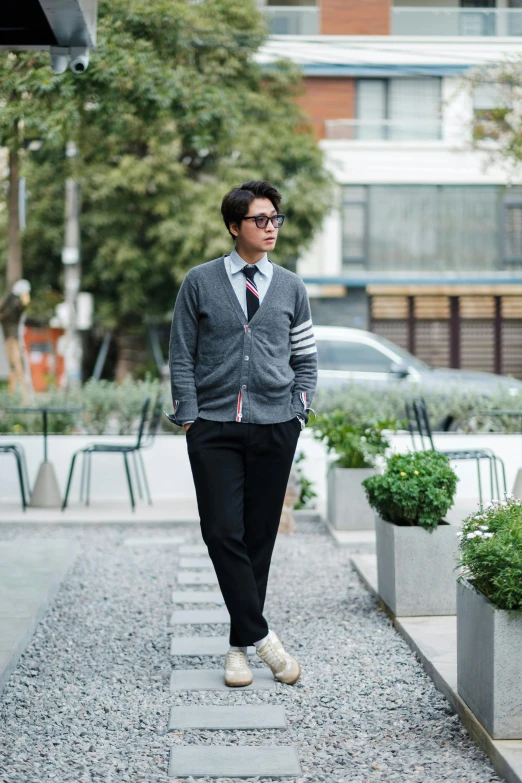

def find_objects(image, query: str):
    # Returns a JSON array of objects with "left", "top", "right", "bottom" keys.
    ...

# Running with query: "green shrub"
[
  {"left": 294, "top": 451, "right": 317, "bottom": 510},
  {"left": 458, "top": 498, "right": 522, "bottom": 610},
  {"left": 0, "top": 377, "right": 169, "bottom": 436},
  {"left": 311, "top": 410, "right": 396, "bottom": 469},
  {"left": 314, "top": 383, "right": 522, "bottom": 434},
  {"left": 363, "top": 450, "right": 459, "bottom": 531}
]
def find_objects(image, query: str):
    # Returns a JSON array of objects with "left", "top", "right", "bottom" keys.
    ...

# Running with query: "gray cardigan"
[{"left": 168, "top": 256, "right": 318, "bottom": 426}]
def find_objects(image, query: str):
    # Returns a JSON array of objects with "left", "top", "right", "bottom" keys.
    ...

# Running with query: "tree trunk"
[
  {"left": 7, "top": 142, "right": 22, "bottom": 287},
  {"left": 114, "top": 330, "right": 148, "bottom": 382}
]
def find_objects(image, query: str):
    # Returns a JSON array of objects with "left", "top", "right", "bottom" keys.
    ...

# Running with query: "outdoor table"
[{"left": 6, "top": 406, "right": 83, "bottom": 508}]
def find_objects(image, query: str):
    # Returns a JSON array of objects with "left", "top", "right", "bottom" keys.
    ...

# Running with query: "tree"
[
  {"left": 467, "top": 60, "right": 522, "bottom": 170},
  {"left": 0, "top": 51, "right": 75, "bottom": 287},
  {"left": 0, "top": 0, "right": 333, "bottom": 379}
]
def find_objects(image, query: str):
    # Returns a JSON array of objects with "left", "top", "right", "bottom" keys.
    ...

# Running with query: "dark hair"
[{"left": 221, "top": 181, "right": 282, "bottom": 238}]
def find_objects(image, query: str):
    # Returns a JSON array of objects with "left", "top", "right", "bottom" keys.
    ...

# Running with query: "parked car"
[{"left": 314, "top": 325, "right": 522, "bottom": 396}]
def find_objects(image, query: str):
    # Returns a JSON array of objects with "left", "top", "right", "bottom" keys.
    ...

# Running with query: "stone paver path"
[
  {"left": 170, "top": 636, "right": 253, "bottom": 657},
  {"left": 170, "top": 608, "right": 230, "bottom": 625},
  {"left": 168, "top": 549, "right": 301, "bottom": 777},
  {"left": 0, "top": 521, "right": 502, "bottom": 783},
  {"left": 177, "top": 570, "right": 218, "bottom": 586},
  {"left": 170, "top": 667, "right": 276, "bottom": 692},
  {"left": 169, "top": 747, "right": 301, "bottom": 778},
  {"left": 169, "top": 705, "right": 287, "bottom": 730},
  {"left": 179, "top": 556, "right": 213, "bottom": 569},
  {"left": 172, "top": 590, "right": 225, "bottom": 604}
]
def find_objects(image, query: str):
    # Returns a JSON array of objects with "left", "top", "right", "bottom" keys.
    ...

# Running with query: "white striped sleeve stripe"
[
  {"left": 290, "top": 318, "right": 312, "bottom": 335},
  {"left": 292, "top": 345, "right": 317, "bottom": 357},
  {"left": 290, "top": 326, "right": 313, "bottom": 343},
  {"left": 291, "top": 336, "right": 315, "bottom": 352}
]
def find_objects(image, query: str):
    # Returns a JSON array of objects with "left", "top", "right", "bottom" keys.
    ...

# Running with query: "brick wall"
[
  {"left": 320, "top": 0, "right": 390, "bottom": 35},
  {"left": 297, "top": 77, "right": 355, "bottom": 139}
]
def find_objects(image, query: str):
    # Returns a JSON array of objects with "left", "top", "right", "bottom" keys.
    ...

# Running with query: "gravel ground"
[{"left": 0, "top": 521, "right": 501, "bottom": 783}]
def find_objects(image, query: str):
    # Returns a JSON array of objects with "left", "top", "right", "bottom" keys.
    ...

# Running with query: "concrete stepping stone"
[
  {"left": 172, "top": 590, "right": 224, "bottom": 604},
  {"left": 170, "top": 636, "right": 254, "bottom": 656},
  {"left": 170, "top": 668, "right": 275, "bottom": 691},
  {"left": 123, "top": 536, "right": 185, "bottom": 547},
  {"left": 168, "top": 704, "right": 287, "bottom": 730},
  {"left": 179, "top": 556, "right": 212, "bottom": 569},
  {"left": 170, "top": 608, "right": 229, "bottom": 625},
  {"left": 177, "top": 571, "right": 218, "bottom": 586},
  {"left": 179, "top": 545, "right": 208, "bottom": 556},
  {"left": 168, "top": 746, "right": 301, "bottom": 778}
]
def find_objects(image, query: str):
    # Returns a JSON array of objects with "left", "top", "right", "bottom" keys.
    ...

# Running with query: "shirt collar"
[{"left": 229, "top": 247, "right": 271, "bottom": 278}]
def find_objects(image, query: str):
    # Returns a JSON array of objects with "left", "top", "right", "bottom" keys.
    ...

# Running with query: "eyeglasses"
[{"left": 242, "top": 214, "right": 285, "bottom": 229}]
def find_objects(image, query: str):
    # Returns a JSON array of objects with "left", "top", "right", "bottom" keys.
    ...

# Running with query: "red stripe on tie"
[
  {"left": 236, "top": 390, "right": 243, "bottom": 422},
  {"left": 246, "top": 280, "right": 259, "bottom": 297}
]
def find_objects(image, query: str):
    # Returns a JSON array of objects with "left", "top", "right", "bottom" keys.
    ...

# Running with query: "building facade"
[{"left": 257, "top": 0, "right": 522, "bottom": 377}]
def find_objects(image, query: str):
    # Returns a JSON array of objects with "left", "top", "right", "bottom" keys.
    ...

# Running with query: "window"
[
  {"left": 342, "top": 187, "right": 367, "bottom": 266},
  {"left": 473, "top": 83, "right": 512, "bottom": 138},
  {"left": 342, "top": 185, "right": 501, "bottom": 274},
  {"left": 316, "top": 340, "right": 394, "bottom": 372},
  {"left": 356, "top": 78, "right": 441, "bottom": 141},
  {"left": 503, "top": 204, "right": 522, "bottom": 263}
]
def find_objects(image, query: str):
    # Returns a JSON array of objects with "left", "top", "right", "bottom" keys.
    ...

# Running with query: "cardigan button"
[{"left": 244, "top": 355, "right": 249, "bottom": 361}]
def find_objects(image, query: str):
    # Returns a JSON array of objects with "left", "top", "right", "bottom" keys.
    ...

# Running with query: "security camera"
[
  {"left": 69, "top": 47, "right": 89, "bottom": 74},
  {"left": 50, "top": 47, "right": 69, "bottom": 74}
]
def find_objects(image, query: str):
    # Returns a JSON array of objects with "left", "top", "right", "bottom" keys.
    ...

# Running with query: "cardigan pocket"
[{"left": 250, "top": 358, "right": 294, "bottom": 401}]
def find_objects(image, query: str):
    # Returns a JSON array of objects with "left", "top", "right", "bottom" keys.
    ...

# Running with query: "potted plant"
[
  {"left": 362, "top": 450, "right": 459, "bottom": 616},
  {"left": 312, "top": 411, "right": 395, "bottom": 530},
  {"left": 456, "top": 498, "right": 522, "bottom": 739}
]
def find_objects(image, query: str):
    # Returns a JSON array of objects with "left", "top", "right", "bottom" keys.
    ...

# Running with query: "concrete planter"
[
  {"left": 327, "top": 467, "right": 374, "bottom": 530},
  {"left": 457, "top": 579, "right": 522, "bottom": 739},
  {"left": 375, "top": 515, "right": 459, "bottom": 616}
]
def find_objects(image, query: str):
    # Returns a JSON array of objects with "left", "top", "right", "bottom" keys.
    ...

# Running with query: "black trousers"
[{"left": 187, "top": 417, "right": 301, "bottom": 647}]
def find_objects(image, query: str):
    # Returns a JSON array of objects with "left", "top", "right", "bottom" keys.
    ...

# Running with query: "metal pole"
[{"left": 62, "top": 141, "right": 82, "bottom": 387}]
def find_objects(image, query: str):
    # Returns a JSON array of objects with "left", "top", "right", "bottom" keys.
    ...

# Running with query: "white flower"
[
  {"left": 466, "top": 533, "right": 476, "bottom": 539},
  {"left": 483, "top": 532, "right": 494, "bottom": 539},
  {"left": 479, "top": 526, "right": 489, "bottom": 531}
]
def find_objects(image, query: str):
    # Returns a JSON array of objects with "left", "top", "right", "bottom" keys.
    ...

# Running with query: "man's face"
[{"left": 230, "top": 197, "right": 279, "bottom": 256}]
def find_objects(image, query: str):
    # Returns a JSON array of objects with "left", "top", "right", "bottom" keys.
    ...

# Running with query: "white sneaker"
[
  {"left": 224, "top": 649, "right": 253, "bottom": 687},
  {"left": 256, "top": 636, "right": 301, "bottom": 685}
]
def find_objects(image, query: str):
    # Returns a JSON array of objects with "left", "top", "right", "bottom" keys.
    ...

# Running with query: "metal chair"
[
  {"left": 406, "top": 398, "right": 507, "bottom": 507},
  {"left": 129, "top": 391, "right": 163, "bottom": 505},
  {"left": 62, "top": 397, "right": 151, "bottom": 511},
  {"left": 0, "top": 443, "right": 29, "bottom": 510}
]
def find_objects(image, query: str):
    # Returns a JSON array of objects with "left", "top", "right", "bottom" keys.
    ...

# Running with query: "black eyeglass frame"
[{"left": 242, "top": 214, "right": 285, "bottom": 229}]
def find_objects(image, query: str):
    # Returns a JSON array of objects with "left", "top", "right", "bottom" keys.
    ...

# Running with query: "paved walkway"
[
  {"left": 0, "top": 521, "right": 502, "bottom": 782},
  {"left": 0, "top": 539, "right": 77, "bottom": 696}
]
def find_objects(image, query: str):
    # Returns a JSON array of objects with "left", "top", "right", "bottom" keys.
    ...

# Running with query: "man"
[{"left": 168, "top": 181, "right": 317, "bottom": 687}]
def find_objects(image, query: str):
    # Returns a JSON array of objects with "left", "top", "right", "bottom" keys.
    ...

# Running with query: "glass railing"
[
  {"left": 325, "top": 119, "right": 443, "bottom": 141},
  {"left": 265, "top": 6, "right": 320, "bottom": 35},
  {"left": 392, "top": 7, "right": 522, "bottom": 36}
]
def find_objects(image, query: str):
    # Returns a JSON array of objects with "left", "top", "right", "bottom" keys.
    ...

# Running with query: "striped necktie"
[{"left": 241, "top": 265, "right": 260, "bottom": 322}]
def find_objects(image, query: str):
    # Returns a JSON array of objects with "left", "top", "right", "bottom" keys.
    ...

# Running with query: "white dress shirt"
[{"left": 224, "top": 247, "right": 274, "bottom": 319}]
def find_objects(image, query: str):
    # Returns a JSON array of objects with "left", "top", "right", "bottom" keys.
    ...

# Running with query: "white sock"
[
  {"left": 229, "top": 645, "right": 247, "bottom": 654},
  {"left": 254, "top": 629, "right": 278, "bottom": 649}
]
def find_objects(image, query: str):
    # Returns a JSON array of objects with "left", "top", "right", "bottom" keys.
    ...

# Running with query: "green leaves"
[
  {"left": 311, "top": 410, "right": 397, "bottom": 469},
  {"left": 458, "top": 499, "right": 522, "bottom": 611},
  {"left": 363, "top": 451, "right": 459, "bottom": 532},
  {"left": 0, "top": 0, "right": 333, "bottom": 341}
]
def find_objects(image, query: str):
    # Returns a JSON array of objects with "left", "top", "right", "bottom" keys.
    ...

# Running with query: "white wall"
[{"left": 2, "top": 431, "right": 520, "bottom": 516}]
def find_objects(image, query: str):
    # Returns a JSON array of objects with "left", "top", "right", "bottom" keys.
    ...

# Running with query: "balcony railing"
[
  {"left": 325, "top": 119, "right": 443, "bottom": 141},
  {"left": 265, "top": 6, "right": 320, "bottom": 36},
  {"left": 392, "top": 7, "right": 522, "bottom": 37}
]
